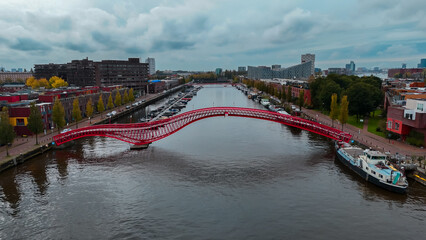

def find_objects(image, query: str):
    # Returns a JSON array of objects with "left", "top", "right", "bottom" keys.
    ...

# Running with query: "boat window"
[
  {"left": 366, "top": 167, "right": 369, "bottom": 170},
  {"left": 371, "top": 170, "right": 376, "bottom": 174},
  {"left": 379, "top": 174, "right": 383, "bottom": 178}
]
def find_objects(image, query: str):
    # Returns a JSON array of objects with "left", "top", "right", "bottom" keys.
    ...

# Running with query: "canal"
[{"left": 1, "top": 86, "right": 425, "bottom": 239}]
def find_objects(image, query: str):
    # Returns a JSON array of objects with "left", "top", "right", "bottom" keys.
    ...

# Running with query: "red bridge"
[{"left": 53, "top": 107, "right": 352, "bottom": 146}]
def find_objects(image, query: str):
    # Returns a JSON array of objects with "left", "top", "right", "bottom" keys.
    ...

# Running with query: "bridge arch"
[{"left": 53, "top": 107, "right": 352, "bottom": 146}]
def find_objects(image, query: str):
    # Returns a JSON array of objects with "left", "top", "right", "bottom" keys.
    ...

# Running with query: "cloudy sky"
[{"left": 0, "top": 0, "right": 425, "bottom": 71}]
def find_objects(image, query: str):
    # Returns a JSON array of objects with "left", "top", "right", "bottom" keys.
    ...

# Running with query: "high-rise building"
[
  {"left": 417, "top": 59, "right": 426, "bottom": 68},
  {"left": 402, "top": 63, "right": 407, "bottom": 69},
  {"left": 345, "top": 61, "right": 355, "bottom": 73},
  {"left": 145, "top": 57, "right": 156, "bottom": 75},
  {"left": 215, "top": 68, "right": 223, "bottom": 76},
  {"left": 301, "top": 53, "right": 315, "bottom": 75}
]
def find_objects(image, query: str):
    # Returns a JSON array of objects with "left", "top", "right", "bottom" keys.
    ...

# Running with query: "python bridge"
[{"left": 53, "top": 107, "right": 352, "bottom": 147}]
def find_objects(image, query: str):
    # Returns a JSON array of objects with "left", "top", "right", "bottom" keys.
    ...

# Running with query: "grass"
[
  {"left": 347, "top": 115, "right": 364, "bottom": 129},
  {"left": 367, "top": 109, "right": 386, "bottom": 138}
]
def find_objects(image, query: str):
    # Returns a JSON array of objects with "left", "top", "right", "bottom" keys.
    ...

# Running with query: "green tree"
[
  {"left": 52, "top": 97, "right": 66, "bottom": 132},
  {"left": 0, "top": 109, "right": 15, "bottom": 157},
  {"left": 286, "top": 86, "right": 292, "bottom": 102},
  {"left": 97, "top": 95, "right": 105, "bottom": 118},
  {"left": 129, "top": 88, "right": 135, "bottom": 102},
  {"left": 27, "top": 102, "right": 44, "bottom": 145},
  {"left": 114, "top": 90, "right": 122, "bottom": 106},
  {"left": 339, "top": 95, "right": 349, "bottom": 130},
  {"left": 347, "top": 82, "right": 377, "bottom": 120},
  {"left": 86, "top": 98, "right": 94, "bottom": 123},
  {"left": 123, "top": 90, "right": 129, "bottom": 104},
  {"left": 281, "top": 85, "right": 286, "bottom": 102},
  {"left": 329, "top": 93, "right": 339, "bottom": 128},
  {"left": 72, "top": 97, "right": 82, "bottom": 128},
  {"left": 107, "top": 93, "right": 114, "bottom": 109},
  {"left": 298, "top": 90, "right": 305, "bottom": 111}
]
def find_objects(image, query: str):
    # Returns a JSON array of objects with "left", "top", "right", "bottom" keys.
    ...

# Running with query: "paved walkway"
[
  {"left": 302, "top": 108, "right": 425, "bottom": 158},
  {"left": 0, "top": 94, "right": 159, "bottom": 160}
]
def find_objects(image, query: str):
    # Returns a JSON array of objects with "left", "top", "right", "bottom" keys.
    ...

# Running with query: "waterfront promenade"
[
  {"left": 303, "top": 108, "right": 425, "bottom": 158},
  {"left": 0, "top": 93, "right": 159, "bottom": 161}
]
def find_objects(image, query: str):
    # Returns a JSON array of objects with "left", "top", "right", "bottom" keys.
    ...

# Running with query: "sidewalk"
[
  {"left": 302, "top": 108, "right": 425, "bottom": 158},
  {"left": 0, "top": 93, "right": 159, "bottom": 160}
]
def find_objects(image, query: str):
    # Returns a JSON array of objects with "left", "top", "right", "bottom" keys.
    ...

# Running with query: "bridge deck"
[{"left": 53, "top": 107, "right": 352, "bottom": 146}]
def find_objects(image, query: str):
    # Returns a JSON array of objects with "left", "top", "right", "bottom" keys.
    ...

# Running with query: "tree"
[
  {"left": 329, "top": 93, "right": 339, "bottom": 128},
  {"left": 298, "top": 90, "right": 305, "bottom": 111},
  {"left": 107, "top": 93, "right": 114, "bottom": 109},
  {"left": 86, "top": 98, "right": 94, "bottom": 123},
  {"left": 0, "top": 108, "right": 15, "bottom": 156},
  {"left": 26, "top": 76, "right": 38, "bottom": 89},
  {"left": 114, "top": 90, "right": 122, "bottom": 107},
  {"left": 286, "top": 86, "right": 292, "bottom": 102},
  {"left": 281, "top": 85, "right": 286, "bottom": 102},
  {"left": 97, "top": 95, "right": 105, "bottom": 117},
  {"left": 27, "top": 102, "right": 44, "bottom": 145},
  {"left": 38, "top": 78, "right": 50, "bottom": 88},
  {"left": 347, "top": 82, "right": 376, "bottom": 120},
  {"left": 49, "top": 76, "right": 68, "bottom": 88},
  {"left": 123, "top": 90, "right": 129, "bottom": 104},
  {"left": 129, "top": 88, "right": 135, "bottom": 102},
  {"left": 52, "top": 97, "right": 66, "bottom": 132},
  {"left": 72, "top": 97, "right": 82, "bottom": 128},
  {"left": 339, "top": 95, "right": 349, "bottom": 130}
]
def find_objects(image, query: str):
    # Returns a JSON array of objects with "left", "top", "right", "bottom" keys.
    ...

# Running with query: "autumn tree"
[
  {"left": 72, "top": 97, "right": 82, "bottom": 128},
  {"left": 129, "top": 88, "right": 135, "bottom": 102},
  {"left": 86, "top": 98, "right": 94, "bottom": 123},
  {"left": 330, "top": 93, "right": 339, "bottom": 128},
  {"left": 0, "top": 108, "right": 15, "bottom": 157},
  {"left": 97, "top": 94, "right": 105, "bottom": 117},
  {"left": 52, "top": 97, "right": 66, "bottom": 132},
  {"left": 114, "top": 90, "right": 122, "bottom": 107},
  {"left": 49, "top": 76, "right": 69, "bottom": 88},
  {"left": 339, "top": 95, "right": 349, "bottom": 130},
  {"left": 26, "top": 76, "right": 39, "bottom": 89},
  {"left": 123, "top": 89, "right": 129, "bottom": 104},
  {"left": 38, "top": 78, "right": 50, "bottom": 88},
  {"left": 107, "top": 93, "right": 114, "bottom": 109},
  {"left": 27, "top": 102, "right": 44, "bottom": 145}
]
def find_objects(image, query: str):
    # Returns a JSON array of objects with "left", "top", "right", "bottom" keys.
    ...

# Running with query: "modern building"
[
  {"left": 215, "top": 68, "right": 223, "bottom": 76},
  {"left": 248, "top": 54, "right": 315, "bottom": 80},
  {"left": 387, "top": 98, "right": 426, "bottom": 146},
  {"left": 35, "top": 58, "right": 149, "bottom": 90},
  {"left": 345, "top": 61, "right": 355, "bottom": 73},
  {"left": 145, "top": 57, "right": 156, "bottom": 75},
  {"left": 388, "top": 68, "right": 424, "bottom": 78},
  {"left": 327, "top": 68, "right": 347, "bottom": 75},
  {"left": 402, "top": 63, "right": 407, "bottom": 69},
  {"left": 301, "top": 53, "right": 315, "bottom": 75},
  {"left": 238, "top": 66, "right": 246, "bottom": 72},
  {"left": 272, "top": 65, "right": 281, "bottom": 70},
  {"left": 95, "top": 58, "right": 149, "bottom": 90},
  {"left": 417, "top": 59, "right": 426, "bottom": 68}
]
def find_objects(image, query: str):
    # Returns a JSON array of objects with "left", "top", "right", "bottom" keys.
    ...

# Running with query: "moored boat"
[{"left": 335, "top": 142, "right": 408, "bottom": 194}]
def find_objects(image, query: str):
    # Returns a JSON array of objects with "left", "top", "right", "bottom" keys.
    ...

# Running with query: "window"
[
  {"left": 417, "top": 103, "right": 424, "bottom": 111},
  {"left": 395, "top": 122, "right": 399, "bottom": 131},
  {"left": 16, "top": 118, "right": 25, "bottom": 126},
  {"left": 366, "top": 167, "right": 369, "bottom": 170},
  {"left": 371, "top": 170, "right": 376, "bottom": 174},
  {"left": 379, "top": 174, "right": 383, "bottom": 178},
  {"left": 387, "top": 120, "right": 392, "bottom": 129}
]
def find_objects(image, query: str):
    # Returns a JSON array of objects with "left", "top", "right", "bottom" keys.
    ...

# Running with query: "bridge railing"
[{"left": 53, "top": 107, "right": 352, "bottom": 146}]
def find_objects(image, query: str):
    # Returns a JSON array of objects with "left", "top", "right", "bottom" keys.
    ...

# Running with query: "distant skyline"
[{"left": 0, "top": 0, "right": 426, "bottom": 71}]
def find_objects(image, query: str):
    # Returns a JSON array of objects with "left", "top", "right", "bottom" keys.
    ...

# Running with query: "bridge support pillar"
[{"left": 130, "top": 144, "right": 150, "bottom": 150}]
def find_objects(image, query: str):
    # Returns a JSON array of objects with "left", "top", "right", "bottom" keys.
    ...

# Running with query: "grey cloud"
[
  {"left": 91, "top": 31, "right": 117, "bottom": 47},
  {"left": 11, "top": 38, "right": 51, "bottom": 51},
  {"left": 64, "top": 42, "right": 95, "bottom": 53},
  {"left": 151, "top": 40, "right": 195, "bottom": 52},
  {"left": 125, "top": 46, "right": 145, "bottom": 54}
]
